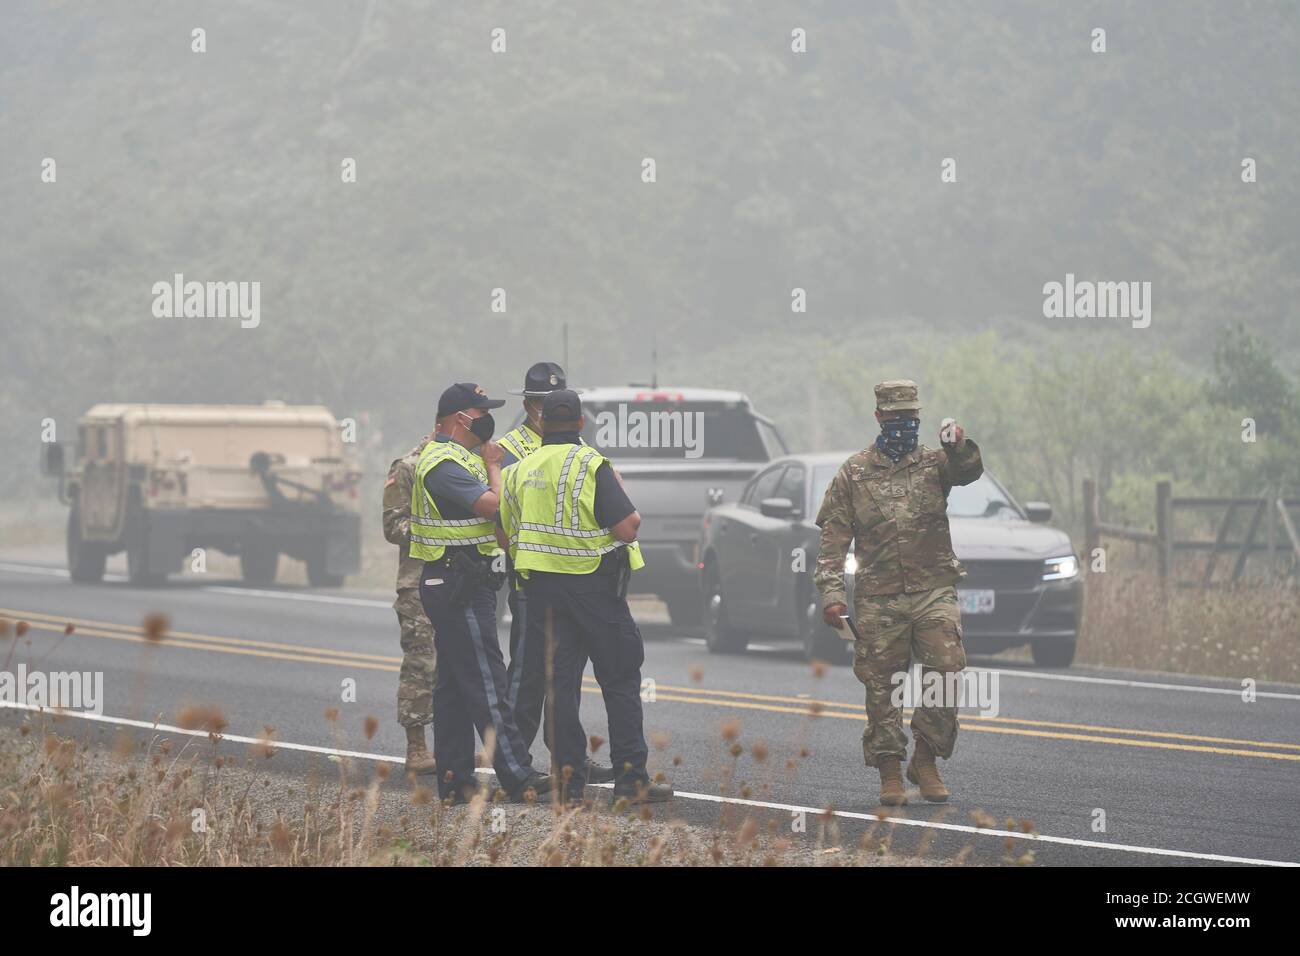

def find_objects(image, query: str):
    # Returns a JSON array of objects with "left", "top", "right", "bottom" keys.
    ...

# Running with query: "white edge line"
[{"left": 1, "top": 699, "right": 1294, "bottom": 868}]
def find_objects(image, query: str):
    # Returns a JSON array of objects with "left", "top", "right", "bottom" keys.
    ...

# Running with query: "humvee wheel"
[
  {"left": 66, "top": 506, "right": 106, "bottom": 583},
  {"left": 240, "top": 543, "right": 280, "bottom": 586},
  {"left": 306, "top": 551, "right": 344, "bottom": 588}
]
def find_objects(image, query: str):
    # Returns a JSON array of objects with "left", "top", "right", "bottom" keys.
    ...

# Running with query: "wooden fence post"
[
  {"left": 1083, "top": 478, "right": 1099, "bottom": 572},
  {"left": 1155, "top": 480, "right": 1173, "bottom": 580}
]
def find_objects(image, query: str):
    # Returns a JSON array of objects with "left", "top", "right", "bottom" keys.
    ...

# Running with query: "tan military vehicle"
[{"left": 42, "top": 402, "right": 361, "bottom": 586}]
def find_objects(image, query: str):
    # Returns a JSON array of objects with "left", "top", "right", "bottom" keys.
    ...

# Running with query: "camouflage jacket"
[
  {"left": 382, "top": 439, "right": 431, "bottom": 591},
  {"left": 814, "top": 439, "right": 983, "bottom": 603}
]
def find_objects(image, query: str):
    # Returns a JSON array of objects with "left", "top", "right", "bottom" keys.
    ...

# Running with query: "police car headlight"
[
  {"left": 844, "top": 553, "right": 857, "bottom": 575},
  {"left": 1042, "top": 554, "right": 1078, "bottom": 581}
]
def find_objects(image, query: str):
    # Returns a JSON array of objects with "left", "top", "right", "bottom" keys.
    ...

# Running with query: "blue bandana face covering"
[{"left": 876, "top": 417, "right": 920, "bottom": 462}]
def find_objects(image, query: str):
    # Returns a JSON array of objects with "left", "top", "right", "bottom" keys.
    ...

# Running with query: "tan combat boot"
[
  {"left": 405, "top": 726, "right": 437, "bottom": 775},
  {"left": 906, "top": 737, "right": 950, "bottom": 803},
  {"left": 877, "top": 756, "right": 907, "bottom": 806}
]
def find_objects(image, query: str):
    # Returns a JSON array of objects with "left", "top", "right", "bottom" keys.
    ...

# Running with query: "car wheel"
[
  {"left": 66, "top": 506, "right": 106, "bottom": 583},
  {"left": 306, "top": 551, "right": 344, "bottom": 588},
  {"left": 1031, "top": 638, "right": 1076, "bottom": 668},
  {"left": 240, "top": 542, "right": 279, "bottom": 586},
  {"left": 703, "top": 562, "right": 748, "bottom": 654},
  {"left": 800, "top": 597, "right": 850, "bottom": 665}
]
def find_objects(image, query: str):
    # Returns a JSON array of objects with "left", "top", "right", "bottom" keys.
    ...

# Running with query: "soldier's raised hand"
[{"left": 939, "top": 418, "right": 964, "bottom": 446}]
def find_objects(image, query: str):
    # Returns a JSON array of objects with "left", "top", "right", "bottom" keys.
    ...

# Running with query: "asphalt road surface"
[{"left": 2, "top": 555, "right": 1297, "bottom": 867}]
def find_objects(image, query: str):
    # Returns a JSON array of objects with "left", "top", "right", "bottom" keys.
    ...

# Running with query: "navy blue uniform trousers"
[
  {"left": 522, "top": 570, "right": 649, "bottom": 795},
  {"left": 420, "top": 561, "right": 536, "bottom": 799},
  {"left": 506, "top": 584, "right": 585, "bottom": 751}
]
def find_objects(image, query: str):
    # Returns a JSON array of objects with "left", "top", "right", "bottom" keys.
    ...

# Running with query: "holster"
[
  {"left": 613, "top": 548, "right": 632, "bottom": 600},
  {"left": 446, "top": 550, "right": 505, "bottom": 606}
]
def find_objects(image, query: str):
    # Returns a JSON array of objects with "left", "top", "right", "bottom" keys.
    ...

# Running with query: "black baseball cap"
[
  {"left": 508, "top": 361, "right": 582, "bottom": 397},
  {"left": 541, "top": 389, "right": 582, "bottom": 423},
  {"left": 437, "top": 382, "right": 505, "bottom": 419}
]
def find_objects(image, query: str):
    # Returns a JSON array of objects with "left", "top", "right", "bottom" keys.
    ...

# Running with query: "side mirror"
[
  {"left": 1025, "top": 501, "right": 1052, "bottom": 523},
  {"left": 759, "top": 497, "right": 798, "bottom": 519},
  {"left": 41, "top": 441, "right": 65, "bottom": 477}
]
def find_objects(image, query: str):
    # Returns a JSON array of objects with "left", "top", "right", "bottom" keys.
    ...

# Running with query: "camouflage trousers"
[
  {"left": 850, "top": 585, "right": 967, "bottom": 768},
  {"left": 395, "top": 588, "right": 436, "bottom": 728}
]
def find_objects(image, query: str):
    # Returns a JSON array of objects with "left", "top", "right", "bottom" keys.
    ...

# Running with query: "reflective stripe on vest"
[
  {"left": 503, "top": 443, "right": 645, "bottom": 575},
  {"left": 499, "top": 424, "right": 541, "bottom": 464},
  {"left": 409, "top": 441, "right": 499, "bottom": 561}
]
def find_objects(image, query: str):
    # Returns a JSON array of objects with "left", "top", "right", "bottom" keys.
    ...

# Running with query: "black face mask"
[{"left": 466, "top": 412, "right": 496, "bottom": 443}]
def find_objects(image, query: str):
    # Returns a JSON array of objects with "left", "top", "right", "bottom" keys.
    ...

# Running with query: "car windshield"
[
  {"left": 809, "top": 466, "right": 1021, "bottom": 519},
  {"left": 578, "top": 400, "right": 770, "bottom": 460},
  {"left": 946, "top": 474, "right": 1021, "bottom": 517}
]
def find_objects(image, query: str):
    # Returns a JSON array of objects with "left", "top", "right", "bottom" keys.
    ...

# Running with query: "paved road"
[{"left": 2, "top": 557, "right": 1297, "bottom": 866}]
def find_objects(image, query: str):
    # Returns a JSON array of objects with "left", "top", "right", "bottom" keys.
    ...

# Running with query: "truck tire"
[
  {"left": 125, "top": 503, "right": 164, "bottom": 586},
  {"left": 1031, "top": 638, "right": 1076, "bottom": 668},
  {"left": 703, "top": 562, "right": 748, "bottom": 654},
  {"left": 66, "top": 506, "right": 106, "bottom": 583},
  {"left": 306, "top": 552, "right": 344, "bottom": 588},
  {"left": 240, "top": 543, "right": 279, "bottom": 586}
]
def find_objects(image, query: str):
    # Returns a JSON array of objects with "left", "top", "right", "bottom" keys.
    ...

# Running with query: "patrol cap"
[
  {"left": 875, "top": 380, "right": 922, "bottom": 413},
  {"left": 436, "top": 383, "right": 506, "bottom": 418},
  {"left": 509, "top": 361, "right": 581, "bottom": 397},
  {"left": 541, "top": 389, "right": 582, "bottom": 424}
]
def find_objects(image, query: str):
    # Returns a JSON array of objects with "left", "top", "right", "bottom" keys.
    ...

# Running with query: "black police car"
[{"left": 697, "top": 452, "right": 1082, "bottom": 666}]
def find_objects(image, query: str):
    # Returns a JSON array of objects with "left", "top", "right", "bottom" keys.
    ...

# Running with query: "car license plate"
[{"left": 958, "top": 589, "right": 995, "bottom": 614}]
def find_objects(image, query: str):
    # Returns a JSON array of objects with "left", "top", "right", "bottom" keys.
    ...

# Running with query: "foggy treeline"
[{"left": 3, "top": 1, "right": 1297, "bottom": 530}]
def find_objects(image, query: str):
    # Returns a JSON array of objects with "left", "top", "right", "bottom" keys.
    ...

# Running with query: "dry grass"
[
  {"left": 0, "top": 713, "right": 983, "bottom": 867},
  {"left": 1078, "top": 571, "right": 1300, "bottom": 683}
]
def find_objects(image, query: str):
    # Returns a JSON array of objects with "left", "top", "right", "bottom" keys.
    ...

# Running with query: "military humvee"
[{"left": 41, "top": 402, "right": 361, "bottom": 586}]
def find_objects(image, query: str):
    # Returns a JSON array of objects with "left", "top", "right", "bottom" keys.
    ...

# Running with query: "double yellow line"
[{"left": 4, "top": 607, "right": 1299, "bottom": 762}]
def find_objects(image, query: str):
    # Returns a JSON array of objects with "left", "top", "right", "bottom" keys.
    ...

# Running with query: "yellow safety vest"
[
  {"left": 501, "top": 443, "right": 645, "bottom": 575},
  {"left": 499, "top": 422, "right": 542, "bottom": 463},
  {"left": 409, "top": 440, "right": 499, "bottom": 561}
]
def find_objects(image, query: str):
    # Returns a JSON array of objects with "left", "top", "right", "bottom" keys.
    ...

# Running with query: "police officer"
[
  {"left": 499, "top": 390, "right": 672, "bottom": 806},
  {"left": 382, "top": 432, "right": 437, "bottom": 773},
  {"left": 815, "top": 380, "right": 982, "bottom": 806},
  {"left": 499, "top": 363, "right": 616, "bottom": 785},
  {"left": 413, "top": 383, "right": 551, "bottom": 803}
]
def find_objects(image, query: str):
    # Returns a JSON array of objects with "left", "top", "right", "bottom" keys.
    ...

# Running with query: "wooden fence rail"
[{"left": 1082, "top": 479, "right": 1300, "bottom": 585}]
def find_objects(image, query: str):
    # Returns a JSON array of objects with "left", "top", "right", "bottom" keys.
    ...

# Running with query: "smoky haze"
[{"left": 2, "top": 0, "right": 1298, "bottom": 519}]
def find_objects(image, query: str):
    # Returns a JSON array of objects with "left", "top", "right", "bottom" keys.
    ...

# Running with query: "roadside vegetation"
[{"left": 0, "top": 613, "right": 1044, "bottom": 867}]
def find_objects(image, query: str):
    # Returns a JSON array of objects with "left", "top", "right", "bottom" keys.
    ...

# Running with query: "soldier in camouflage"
[
  {"left": 383, "top": 435, "right": 438, "bottom": 774},
  {"left": 814, "top": 380, "right": 982, "bottom": 806}
]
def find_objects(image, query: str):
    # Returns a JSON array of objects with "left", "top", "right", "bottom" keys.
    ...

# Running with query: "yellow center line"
[
  {"left": 617, "top": 680, "right": 1300, "bottom": 752},
  {"left": 5, "top": 607, "right": 1298, "bottom": 761},
  {"left": 649, "top": 693, "right": 1300, "bottom": 761},
  {"left": 8, "top": 619, "right": 399, "bottom": 673},
  {"left": 2, "top": 606, "right": 402, "bottom": 665}
]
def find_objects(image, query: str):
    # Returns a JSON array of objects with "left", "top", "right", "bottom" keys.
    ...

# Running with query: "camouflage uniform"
[
  {"left": 383, "top": 440, "right": 436, "bottom": 728},
  {"left": 814, "top": 382, "right": 982, "bottom": 768}
]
